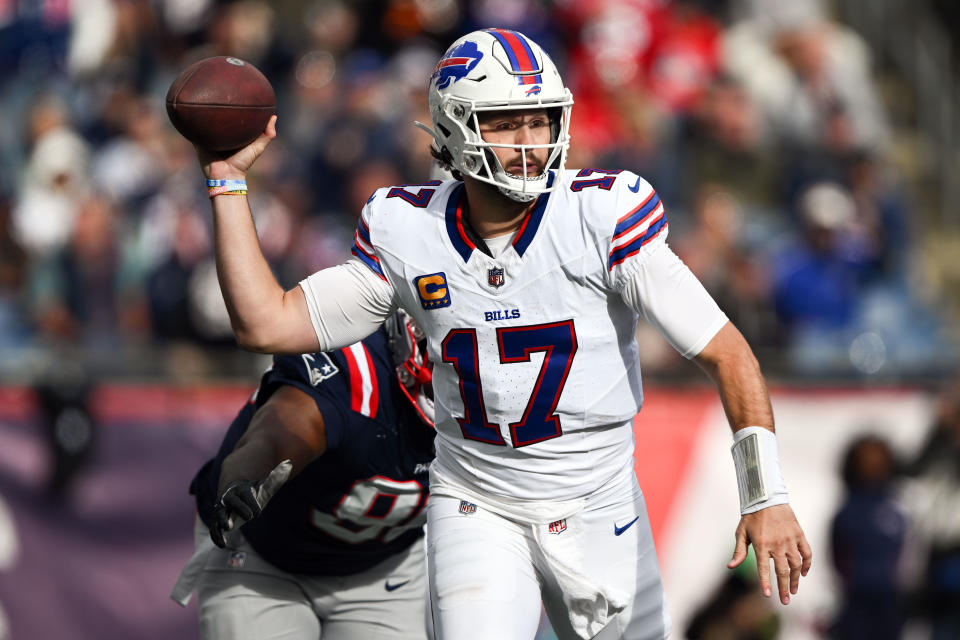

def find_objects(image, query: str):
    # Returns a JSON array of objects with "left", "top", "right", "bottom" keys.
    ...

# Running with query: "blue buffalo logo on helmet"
[{"left": 431, "top": 40, "right": 483, "bottom": 89}]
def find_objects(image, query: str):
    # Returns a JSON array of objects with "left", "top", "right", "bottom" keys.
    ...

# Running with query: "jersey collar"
[
  {"left": 443, "top": 172, "right": 554, "bottom": 263},
  {"left": 444, "top": 182, "right": 475, "bottom": 263},
  {"left": 512, "top": 171, "right": 553, "bottom": 258}
]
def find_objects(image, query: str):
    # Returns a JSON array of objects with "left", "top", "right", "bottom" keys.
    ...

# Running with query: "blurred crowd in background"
[
  {"left": 2, "top": 2, "right": 960, "bottom": 638},
  {"left": 0, "top": 0, "right": 958, "bottom": 382},
  {"left": 684, "top": 383, "right": 960, "bottom": 640}
]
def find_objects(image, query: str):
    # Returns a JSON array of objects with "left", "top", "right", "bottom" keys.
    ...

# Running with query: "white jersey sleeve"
[
  {"left": 299, "top": 259, "right": 397, "bottom": 351},
  {"left": 298, "top": 198, "right": 399, "bottom": 351},
  {"left": 590, "top": 172, "right": 727, "bottom": 358},
  {"left": 603, "top": 174, "right": 670, "bottom": 289},
  {"left": 620, "top": 243, "right": 728, "bottom": 358}
]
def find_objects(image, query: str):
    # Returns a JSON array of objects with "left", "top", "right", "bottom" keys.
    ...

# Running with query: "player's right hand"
[
  {"left": 197, "top": 114, "right": 277, "bottom": 181},
  {"left": 728, "top": 503, "right": 812, "bottom": 605},
  {"left": 208, "top": 459, "right": 293, "bottom": 548},
  {"left": 209, "top": 479, "right": 261, "bottom": 548}
]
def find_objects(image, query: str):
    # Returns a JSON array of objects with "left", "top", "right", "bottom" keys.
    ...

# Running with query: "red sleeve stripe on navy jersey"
[{"left": 343, "top": 342, "right": 379, "bottom": 418}]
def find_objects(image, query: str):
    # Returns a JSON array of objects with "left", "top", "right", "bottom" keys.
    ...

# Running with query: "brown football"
[{"left": 165, "top": 56, "right": 276, "bottom": 152}]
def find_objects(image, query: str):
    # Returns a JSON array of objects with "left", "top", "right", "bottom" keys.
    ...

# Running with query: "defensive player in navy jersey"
[
  {"left": 171, "top": 312, "right": 435, "bottom": 640},
  {"left": 193, "top": 28, "right": 811, "bottom": 640}
]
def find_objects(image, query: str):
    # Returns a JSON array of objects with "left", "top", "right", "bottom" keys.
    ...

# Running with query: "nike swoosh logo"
[
  {"left": 628, "top": 177, "right": 642, "bottom": 193},
  {"left": 385, "top": 580, "right": 410, "bottom": 592},
  {"left": 614, "top": 516, "right": 640, "bottom": 536}
]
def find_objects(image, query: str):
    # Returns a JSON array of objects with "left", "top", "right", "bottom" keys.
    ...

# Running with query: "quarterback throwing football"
[{"left": 196, "top": 28, "right": 811, "bottom": 640}]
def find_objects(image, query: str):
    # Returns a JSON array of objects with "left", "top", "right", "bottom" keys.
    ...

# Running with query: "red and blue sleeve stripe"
[
  {"left": 608, "top": 217, "right": 668, "bottom": 269},
  {"left": 612, "top": 192, "right": 661, "bottom": 242},
  {"left": 351, "top": 217, "right": 388, "bottom": 281},
  {"left": 487, "top": 29, "right": 542, "bottom": 85},
  {"left": 608, "top": 191, "right": 668, "bottom": 270}
]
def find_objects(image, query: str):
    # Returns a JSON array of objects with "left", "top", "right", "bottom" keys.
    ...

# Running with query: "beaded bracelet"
[{"left": 206, "top": 179, "right": 248, "bottom": 198}]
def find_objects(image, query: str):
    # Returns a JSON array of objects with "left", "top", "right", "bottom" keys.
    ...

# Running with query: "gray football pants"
[{"left": 177, "top": 517, "right": 430, "bottom": 640}]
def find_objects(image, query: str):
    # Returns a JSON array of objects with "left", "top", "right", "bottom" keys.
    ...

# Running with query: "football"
[{"left": 165, "top": 56, "right": 276, "bottom": 152}]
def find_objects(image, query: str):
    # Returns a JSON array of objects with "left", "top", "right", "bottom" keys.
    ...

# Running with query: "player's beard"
[{"left": 502, "top": 147, "right": 548, "bottom": 179}]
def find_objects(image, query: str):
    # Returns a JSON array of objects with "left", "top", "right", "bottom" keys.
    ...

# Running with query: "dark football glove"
[{"left": 208, "top": 459, "right": 293, "bottom": 548}]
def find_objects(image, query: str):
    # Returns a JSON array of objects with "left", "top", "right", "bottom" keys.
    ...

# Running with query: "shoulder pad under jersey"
[{"left": 562, "top": 168, "right": 669, "bottom": 275}]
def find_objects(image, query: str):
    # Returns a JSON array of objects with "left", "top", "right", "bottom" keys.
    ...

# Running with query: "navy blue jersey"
[{"left": 191, "top": 328, "right": 435, "bottom": 575}]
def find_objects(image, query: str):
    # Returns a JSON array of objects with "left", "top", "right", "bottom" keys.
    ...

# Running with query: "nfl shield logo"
[
  {"left": 548, "top": 519, "right": 566, "bottom": 535},
  {"left": 458, "top": 500, "right": 477, "bottom": 515},
  {"left": 487, "top": 267, "right": 505, "bottom": 289},
  {"left": 228, "top": 551, "right": 246, "bottom": 568}
]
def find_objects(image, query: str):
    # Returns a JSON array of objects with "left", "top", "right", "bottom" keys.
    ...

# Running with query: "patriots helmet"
[
  {"left": 385, "top": 310, "right": 434, "bottom": 427},
  {"left": 420, "top": 29, "right": 573, "bottom": 203}
]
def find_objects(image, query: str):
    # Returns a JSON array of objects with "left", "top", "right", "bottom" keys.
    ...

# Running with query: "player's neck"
[{"left": 462, "top": 177, "right": 537, "bottom": 239}]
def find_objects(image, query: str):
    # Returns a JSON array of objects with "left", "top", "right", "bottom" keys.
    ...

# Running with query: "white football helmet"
[
  {"left": 419, "top": 29, "right": 574, "bottom": 203},
  {"left": 385, "top": 310, "right": 434, "bottom": 427}
]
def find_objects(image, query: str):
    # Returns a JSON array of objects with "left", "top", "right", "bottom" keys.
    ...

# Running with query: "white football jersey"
[{"left": 349, "top": 169, "right": 710, "bottom": 501}]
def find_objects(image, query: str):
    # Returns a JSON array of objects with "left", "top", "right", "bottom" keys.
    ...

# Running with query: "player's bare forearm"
[
  {"left": 695, "top": 323, "right": 813, "bottom": 604},
  {"left": 199, "top": 116, "right": 319, "bottom": 354},
  {"left": 693, "top": 322, "right": 774, "bottom": 434},
  {"left": 210, "top": 195, "right": 317, "bottom": 353},
  {"left": 217, "top": 386, "right": 327, "bottom": 495}
]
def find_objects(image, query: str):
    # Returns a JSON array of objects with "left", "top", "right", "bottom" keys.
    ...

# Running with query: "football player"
[
  {"left": 194, "top": 28, "right": 812, "bottom": 640},
  {"left": 171, "top": 312, "right": 436, "bottom": 640}
]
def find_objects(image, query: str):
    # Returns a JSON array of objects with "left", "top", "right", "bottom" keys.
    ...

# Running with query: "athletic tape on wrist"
[{"left": 731, "top": 426, "right": 789, "bottom": 514}]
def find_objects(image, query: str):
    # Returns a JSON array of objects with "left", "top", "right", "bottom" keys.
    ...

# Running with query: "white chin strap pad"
[
  {"left": 731, "top": 427, "right": 789, "bottom": 515},
  {"left": 498, "top": 183, "right": 538, "bottom": 203}
]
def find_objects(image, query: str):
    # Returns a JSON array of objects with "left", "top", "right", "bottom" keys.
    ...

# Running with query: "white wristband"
[{"left": 731, "top": 426, "right": 789, "bottom": 515}]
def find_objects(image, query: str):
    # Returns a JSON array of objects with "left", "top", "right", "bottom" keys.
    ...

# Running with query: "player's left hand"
[{"left": 728, "top": 503, "right": 812, "bottom": 605}]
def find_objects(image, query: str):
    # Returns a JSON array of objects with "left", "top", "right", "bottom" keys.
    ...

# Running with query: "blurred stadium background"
[{"left": 0, "top": 0, "right": 959, "bottom": 638}]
